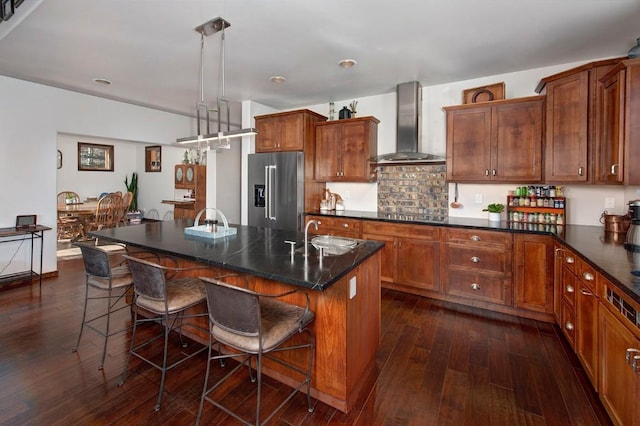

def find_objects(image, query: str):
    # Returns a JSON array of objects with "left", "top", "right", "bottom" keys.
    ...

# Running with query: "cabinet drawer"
[
  {"left": 361, "top": 221, "right": 439, "bottom": 241},
  {"left": 443, "top": 228, "right": 512, "bottom": 249},
  {"left": 560, "top": 301, "right": 576, "bottom": 348},
  {"left": 445, "top": 269, "right": 509, "bottom": 305},
  {"left": 447, "top": 246, "right": 511, "bottom": 274},
  {"left": 561, "top": 266, "right": 577, "bottom": 308},
  {"left": 308, "top": 216, "right": 361, "bottom": 236},
  {"left": 576, "top": 257, "right": 597, "bottom": 291},
  {"left": 559, "top": 249, "right": 578, "bottom": 273}
]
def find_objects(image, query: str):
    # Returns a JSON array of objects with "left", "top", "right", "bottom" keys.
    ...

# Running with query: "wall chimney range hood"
[{"left": 371, "top": 81, "right": 445, "bottom": 164}]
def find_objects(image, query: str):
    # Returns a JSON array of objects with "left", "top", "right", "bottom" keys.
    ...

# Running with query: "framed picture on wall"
[
  {"left": 78, "top": 142, "right": 114, "bottom": 171},
  {"left": 145, "top": 145, "right": 161, "bottom": 172}
]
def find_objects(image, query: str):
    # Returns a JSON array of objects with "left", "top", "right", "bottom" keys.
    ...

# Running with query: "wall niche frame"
[
  {"left": 145, "top": 145, "right": 161, "bottom": 172},
  {"left": 77, "top": 142, "right": 114, "bottom": 172}
]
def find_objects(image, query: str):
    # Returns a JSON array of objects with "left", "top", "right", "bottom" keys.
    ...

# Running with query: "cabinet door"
[
  {"left": 255, "top": 117, "right": 279, "bottom": 152},
  {"left": 362, "top": 233, "right": 397, "bottom": 284},
  {"left": 341, "top": 121, "right": 370, "bottom": 181},
  {"left": 514, "top": 234, "right": 553, "bottom": 313},
  {"left": 596, "top": 69, "right": 625, "bottom": 184},
  {"left": 599, "top": 305, "right": 640, "bottom": 426},
  {"left": 445, "top": 106, "right": 492, "bottom": 181},
  {"left": 278, "top": 113, "right": 304, "bottom": 151},
  {"left": 544, "top": 71, "right": 590, "bottom": 182},
  {"left": 397, "top": 238, "right": 439, "bottom": 292},
  {"left": 492, "top": 99, "right": 543, "bottom": 182},
  {"left": 576, "top": 284, "right": 598, "bottom": 387},
  {"left": 174, "top": 164, "right": 185, "bottom": 187},
  {"left": 315, "top": 125, "right": 341, "bottom": 180}
]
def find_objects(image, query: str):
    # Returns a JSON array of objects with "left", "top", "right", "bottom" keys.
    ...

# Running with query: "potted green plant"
[
  {"left": 482, "top": 203, "right": 505, "bottom": 221},
  {"left": 124, "top": 172, "right": 141, "bottom": 223}
]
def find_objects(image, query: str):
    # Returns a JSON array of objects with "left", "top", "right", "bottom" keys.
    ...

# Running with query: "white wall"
[
  {"left": 0, "top": 75, "right": 191, "bottom": 276},
  {"left": 57, "top": 133, "right": 186, "bottom": 219}
]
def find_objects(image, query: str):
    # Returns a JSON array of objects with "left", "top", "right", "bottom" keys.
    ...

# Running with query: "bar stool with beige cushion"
[
  {"left": 119, "top": 255, "right": 210, "bottom": 412},
  {"left": 196, "top": 277, "right": 315, "bottom": 425},
  {"left": 72, "top": 242, "right": 134, "bottom": 370}
]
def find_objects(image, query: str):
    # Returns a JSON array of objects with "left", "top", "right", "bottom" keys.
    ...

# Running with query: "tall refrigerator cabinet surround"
[{"left": 248, "top": 152, "right": 305, "bottom": 232}]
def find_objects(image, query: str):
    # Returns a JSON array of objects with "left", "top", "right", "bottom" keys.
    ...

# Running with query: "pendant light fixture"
[{"left": 177, "top": 17, "right": 257, "bottom": 149}]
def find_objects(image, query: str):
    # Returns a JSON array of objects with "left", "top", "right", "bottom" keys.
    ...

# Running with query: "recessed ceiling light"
[
  {"left": 338, "top": 59, "right": 357, "bottom": 69},
  {"left": 270, "top": 76, "right": 286, "bottom": 84},
  {"left": 92, "top": 78, "right": 112, "bottom": 86}
]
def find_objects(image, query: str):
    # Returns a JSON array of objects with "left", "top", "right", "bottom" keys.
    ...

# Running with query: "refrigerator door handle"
[
  {"left": 267, "top": 165, "right": 277, "bottom": 220},
  {"left": 264, "top": 166, "right": 269, "bottom": 219}
]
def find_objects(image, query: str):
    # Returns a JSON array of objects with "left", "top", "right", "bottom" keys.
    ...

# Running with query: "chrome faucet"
[{"left": 304, "top": 219, "right": 319, "bottom": 257}]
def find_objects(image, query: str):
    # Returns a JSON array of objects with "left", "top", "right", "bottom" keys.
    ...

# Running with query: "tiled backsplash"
[{"left": 376, "top": 164, "right": 448, "bottom": 218}]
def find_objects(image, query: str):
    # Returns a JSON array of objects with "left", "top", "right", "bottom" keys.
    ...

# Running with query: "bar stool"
[
  {"left": 72, "top": 242, "right": 133, "bottom": 370},
  {"left": 196, "top": 277, "right": 315, "bottom": 426},
  {"left": 119, "top": 255, "right": 210, "bottom": 412}
]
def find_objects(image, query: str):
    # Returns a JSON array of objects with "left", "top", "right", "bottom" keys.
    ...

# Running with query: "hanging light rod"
[{"left": 177, "top": 17, "right": 257, "bottom": 148}]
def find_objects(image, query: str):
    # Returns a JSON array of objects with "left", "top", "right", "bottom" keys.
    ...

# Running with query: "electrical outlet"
[
  {"left": 344, "top": 190, "right": 351, "bottom": 199},
  {"left": 605, "top": 197, "right": 615, "bottom": 209},
  {"left": 475, "top": 194, "right": 483, "bottom": 204},
  {"left": 349, "top": 276, "right": 357, "bottom": 299}
]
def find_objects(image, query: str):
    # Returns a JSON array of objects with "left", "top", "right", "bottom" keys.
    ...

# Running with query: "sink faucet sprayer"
[{"left": 304, "top": 220, "right": 319, "bottom": 257}]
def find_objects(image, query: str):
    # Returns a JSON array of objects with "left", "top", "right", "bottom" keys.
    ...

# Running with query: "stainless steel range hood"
[{"left": 371, "top": 81, "right": 445, "bottom": 164}]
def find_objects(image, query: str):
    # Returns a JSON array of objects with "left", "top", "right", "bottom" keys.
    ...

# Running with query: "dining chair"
[
  {"left": 87, "top": 193, "right": 123, "bottom": 232},
  {"left": 119, "top": 191, "right": 133, "bottom": 226},
  {"left": 72, "top": 242, "right": 133, "bottom": 369},
  {"left": 119, "top": 255, "right": 211, "bottom": 412},
  {"left": 57, "top": 191, "right": 84, "bottom": 241},
  {"left": 196, "top": 277, "right": 315, "bottom": 426}
]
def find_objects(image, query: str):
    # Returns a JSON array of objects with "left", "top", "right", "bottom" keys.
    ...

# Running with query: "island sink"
[{"left": 311, "top": 235, "right": 359, "bottom": 256}]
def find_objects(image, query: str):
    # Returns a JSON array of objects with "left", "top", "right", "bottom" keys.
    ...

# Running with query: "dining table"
[{"left": 57, "top": 201, "right": 99, "bottom": 240}]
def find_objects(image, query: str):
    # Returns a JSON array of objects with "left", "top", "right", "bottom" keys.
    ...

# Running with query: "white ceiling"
[{"left": 0, "top": 0, "right": 638, "bottom": 126}]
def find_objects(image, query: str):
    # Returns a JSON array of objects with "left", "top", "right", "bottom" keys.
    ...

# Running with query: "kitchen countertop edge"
[{"left": 308, "top": 210, "right": 640, "bottom": 304}]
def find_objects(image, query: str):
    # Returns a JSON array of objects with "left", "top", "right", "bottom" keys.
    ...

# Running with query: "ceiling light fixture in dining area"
[{"left": 177, "top": 17, "right": 257, "bottom": 150}]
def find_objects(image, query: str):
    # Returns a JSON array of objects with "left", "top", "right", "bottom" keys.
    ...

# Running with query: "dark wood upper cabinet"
[
  {"left": 598, "top": 57, "right": 640, "bottom": 185},
  {"left": 314, "top": 116, "right": 379, "bottom": 182},
  {"left": 444, "top": 96, "right": 544, "bottom": 183},
  {"left": 536, "top": 58, "right": 621, "bottom": 183},
  {"left": 254, "top": 109, "right": 326, "bottom": 154}
]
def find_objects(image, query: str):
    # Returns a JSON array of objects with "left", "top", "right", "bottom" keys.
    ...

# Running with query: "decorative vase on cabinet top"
[{"left": 339, "top": 106, "right": 351, "bottom": 120}]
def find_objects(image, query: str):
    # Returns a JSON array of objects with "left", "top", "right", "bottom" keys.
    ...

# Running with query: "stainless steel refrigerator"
[{"left": 248, "top": 152, "right": 305, "bottom": 232}]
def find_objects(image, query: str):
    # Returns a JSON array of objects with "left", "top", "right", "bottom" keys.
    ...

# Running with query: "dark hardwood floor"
[{"left": 0, "top": 255, "right": 612, "bottom": 425}]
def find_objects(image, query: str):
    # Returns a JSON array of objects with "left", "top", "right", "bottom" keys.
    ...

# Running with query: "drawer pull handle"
[
  {"left": 579, "top": 288, "right": 593, "bottom": 296},
  {"left": 565, "top": 322, "right": 574, "bottom": 331},
  {"left": 578, "top": 166, "right": 584, "bottom": 176},
  {"left": 582, "top": 272, "right": 594, "bottom": 282},
  {"left": 471, "top": 256, "right": 480, "bottom": 263},
  {"left": 625, "top": 348, "right": 640, "bottom": 365},
  {"left": 470, "top": 283, "right": 480, "bottom": 290},
  {"left": 470, "top": 235, "right": 481, "bottom": 241},
  {"left": 485, "top": 169, "right": 489, "bottom": 176},
  {"left": 633, "top": 355, "right": 640, "bottom": 374},
  {"left": 566, "top": 256, "right": 574, "bottom": 264},
  {"left": 566, "top": 284, "right": 574, "bottom": 293},
  {"left": 342, "top": 223, "right": 349, "bottom": 228}
]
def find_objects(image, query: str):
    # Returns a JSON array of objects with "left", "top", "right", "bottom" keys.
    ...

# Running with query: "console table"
[{"left": 0, "top": 225, "right": 51, "bottom": 287}]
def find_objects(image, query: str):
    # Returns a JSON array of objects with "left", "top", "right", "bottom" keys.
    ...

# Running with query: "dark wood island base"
[{"left": 92, "top": 221, "right": 383, "bottom": 413}]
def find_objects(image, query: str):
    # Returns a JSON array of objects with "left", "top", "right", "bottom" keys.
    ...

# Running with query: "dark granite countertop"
[
  {"left": 89, "top": 220, "right": 384, "bottom": 291},
  {"left": 309, "top": 210, "right": 640, "bottom": 303}
]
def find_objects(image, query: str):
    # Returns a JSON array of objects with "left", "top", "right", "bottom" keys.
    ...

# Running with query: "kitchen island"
[{"left": 90, "top": 220, "right": 384, "bottom": 413}]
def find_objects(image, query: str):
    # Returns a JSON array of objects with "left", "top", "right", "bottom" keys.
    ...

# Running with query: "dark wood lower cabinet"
[
  {"left": 576, "top": 279, "right": 599, "bottom": 387},
  {"left": 514, "top": 234, "right": 554, "bottom": 314},
  {"left": 362, "top": 221, "right": 439, "bottom": 295},
  {"left": 599, "top": 303, "right": 640, "bottom": 426}
]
